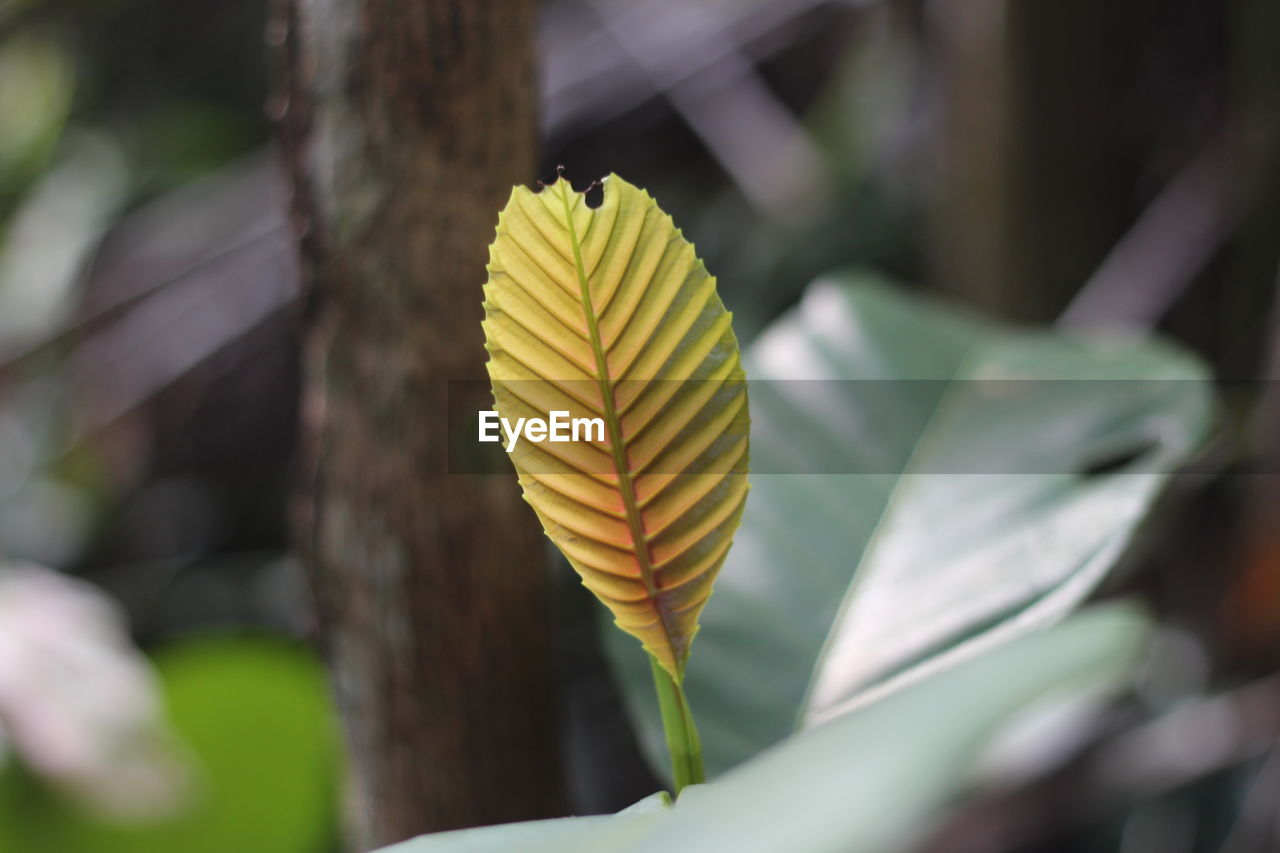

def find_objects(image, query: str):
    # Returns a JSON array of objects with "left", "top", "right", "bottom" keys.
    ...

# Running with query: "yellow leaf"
[{"left": 482, "top": 174, "right": 749, "bottom": 680}]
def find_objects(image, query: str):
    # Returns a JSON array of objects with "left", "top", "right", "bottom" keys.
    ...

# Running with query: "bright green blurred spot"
[
  {"left": 0, "top": 33, "right": 73, "bottom": 189},
  {"left": 0, "top": 636, "right": 341, "bottom": 853}
]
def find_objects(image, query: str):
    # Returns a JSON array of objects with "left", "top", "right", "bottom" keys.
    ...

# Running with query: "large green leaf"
[
  {"left": 381, "top": 604, "right": 1148, "bottom": 853},
  {"left": 377, "top": 812, "right": 662, "bottom": 853},
  {"left": 607, "top": 273, "right": 1212, "bottom": 775},
  {"left": 377, "top": 792, "right": 671, "bottom": 853}
]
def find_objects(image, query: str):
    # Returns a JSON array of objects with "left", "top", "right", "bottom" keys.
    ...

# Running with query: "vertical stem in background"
[
  {"left": 649, "top": 656, "right": 706, "bottom": 794},
  {"left": 930, "top": 0, "right": 1150, "bottom": 323},
  {"left": 928, "top": 0, "right": 1017, "bottom": 316}
]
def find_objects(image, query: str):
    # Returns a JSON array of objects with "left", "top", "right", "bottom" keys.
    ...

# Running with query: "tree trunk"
[{"left": 275, "top": 0, "right": 565, "bottom": 846}]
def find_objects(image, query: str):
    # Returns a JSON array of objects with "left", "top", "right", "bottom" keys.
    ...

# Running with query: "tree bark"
[{"left": 274, "top": 0, "right": 565, "bottom": 846}]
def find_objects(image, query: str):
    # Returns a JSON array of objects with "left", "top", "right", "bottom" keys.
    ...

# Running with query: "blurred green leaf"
[
  {"left": 383, "top": 604, "right": 1149, "bottom": 853},
  {"left": 377, "top": 792, "right": 673, "bottom": 853},
  {"left": 627, "top": 603, "right": 1149, "bottom": 853},
  {"left": 378, "top": 812, "right": 665, "bottom": 853},
  {"left": 607, "top": 272, "right": 1212, "bottom": 776},
  {"left": 131, "top": 103, "right": 255, "bottom": 191},
  {"left": 0, "top": 635, "right": 340, "bottom": 853},
  {"left": 0, "top": 33, "right": 73, "bottom": 192},
  {"left": 0, "top": 132, "right": 129, "bottom": 347},
  {"left": 806, "top": 4, "right": 916, "bottom": 184}
]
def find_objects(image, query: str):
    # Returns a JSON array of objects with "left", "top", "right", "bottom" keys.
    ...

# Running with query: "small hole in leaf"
[{"left": 584, "top": 180, "right": 604, "bottom": 209}]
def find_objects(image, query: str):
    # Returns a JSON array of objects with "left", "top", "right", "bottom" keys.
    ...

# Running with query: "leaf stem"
[{"left": 649, "top": 655, "right": 705, "bottom": 794}]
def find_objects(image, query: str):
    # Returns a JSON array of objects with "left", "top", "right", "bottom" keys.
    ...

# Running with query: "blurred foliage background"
[{"left": 0, "top": 0, "right": 1276, "bottom": 850}]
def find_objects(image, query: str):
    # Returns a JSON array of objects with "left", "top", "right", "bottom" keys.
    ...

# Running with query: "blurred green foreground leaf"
[{"left": 381, "top": 604, "right": 1150, "bottom": 853}]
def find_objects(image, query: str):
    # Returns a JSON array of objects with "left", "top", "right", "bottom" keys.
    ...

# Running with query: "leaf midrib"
[{"left": 558, "top": 183, "right": 681, "bottom": 676}]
